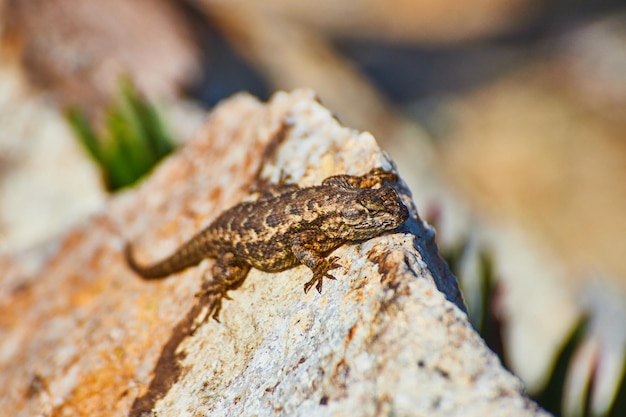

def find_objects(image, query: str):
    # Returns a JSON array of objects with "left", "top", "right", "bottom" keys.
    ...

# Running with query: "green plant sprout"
[{"left": 66, "top": 78, "right": 176, "bottom": 191}]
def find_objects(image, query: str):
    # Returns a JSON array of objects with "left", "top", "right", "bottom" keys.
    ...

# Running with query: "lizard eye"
[
  {"left": 358, "top": 195, "right": 387, "bottom": 213},
  {"left": 363, "top": 199, "right": 386, "bottom": 212}
]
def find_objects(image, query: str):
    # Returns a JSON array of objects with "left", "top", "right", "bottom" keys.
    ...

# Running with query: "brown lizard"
[{"left": 125, "top": 167, "right": 409, "bottom": 321}]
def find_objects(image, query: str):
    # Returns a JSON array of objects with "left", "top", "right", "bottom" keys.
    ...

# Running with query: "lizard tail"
[{"left": 124, "top": 238, "right": 210, "bottom": 279}]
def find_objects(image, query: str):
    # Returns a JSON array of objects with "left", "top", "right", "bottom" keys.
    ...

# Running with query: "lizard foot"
[
  {"left": 361, "top": 167, "right": 398, "bottom": 188},
  {"left": 303, "top": 256, "right": 341, "bottom": 294},
  {"left": 210, "top": 297, "right": 223, "bottom": 323},
  {"left": 195, "top": 284, "right": 229, "bottom": 322}
]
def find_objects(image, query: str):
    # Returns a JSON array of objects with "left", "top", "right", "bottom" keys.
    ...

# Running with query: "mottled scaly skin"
[{"left": 125, "top": 168, "right": 408, "bottom": 321}]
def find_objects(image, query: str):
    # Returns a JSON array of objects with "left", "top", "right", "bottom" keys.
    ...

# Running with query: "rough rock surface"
[{"left": 0, "top": 90, "right": 548, "bottom": 416}]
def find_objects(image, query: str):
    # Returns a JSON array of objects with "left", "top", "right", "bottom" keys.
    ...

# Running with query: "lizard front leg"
[{"left": 290, "top": 232, "right": 343, "bottom": 294}]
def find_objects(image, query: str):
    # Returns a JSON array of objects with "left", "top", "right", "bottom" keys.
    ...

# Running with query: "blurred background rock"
[{"left": 1, "top": 0, "right": 624, "bottom": 415}]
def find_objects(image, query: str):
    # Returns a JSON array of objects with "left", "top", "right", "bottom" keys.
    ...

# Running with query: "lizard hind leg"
[{"left": 197, "top": 253, "right": 251, "bottom": 322}]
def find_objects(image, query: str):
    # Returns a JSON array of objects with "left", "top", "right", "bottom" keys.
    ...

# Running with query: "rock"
[
  {"left": 2, "top": 0, "right": 200, "bottom": 112},
  {"left": 196, "top": 0, "right": 533, "bottom": 43},
  {"left": 0, "top": 62, "right": 105, "bottom": 252},
  {"left": 0, "top": 90, "right": 547, "bottom": 416}
]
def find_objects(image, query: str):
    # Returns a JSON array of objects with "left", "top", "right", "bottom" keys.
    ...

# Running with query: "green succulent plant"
[{"left": 66, "top": 78, "right": 176, "bottom": 191}]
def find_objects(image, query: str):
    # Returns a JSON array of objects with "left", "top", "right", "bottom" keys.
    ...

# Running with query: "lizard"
[{"left": 125, "top": 167, "right": 409, "bottom": 322}]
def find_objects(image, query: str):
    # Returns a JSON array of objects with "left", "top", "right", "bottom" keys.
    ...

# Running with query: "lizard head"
[{"left": 329, "top": 187, "right": 409, "bottom": 241}]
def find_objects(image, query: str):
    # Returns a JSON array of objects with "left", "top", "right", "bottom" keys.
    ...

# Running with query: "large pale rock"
[{"left": 0, "top": 90, "right": 547, "bottom": 416}]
